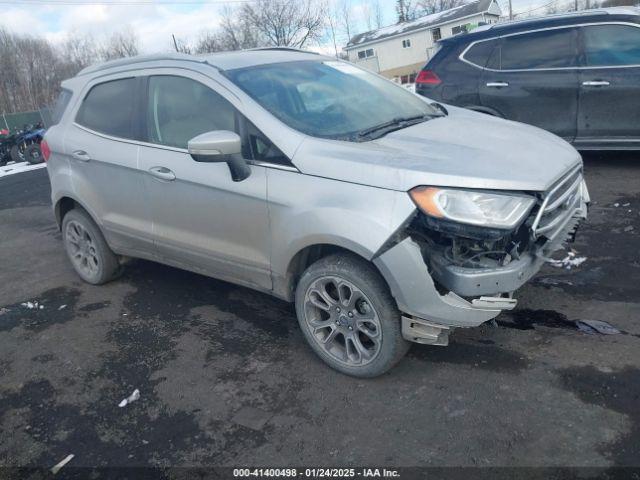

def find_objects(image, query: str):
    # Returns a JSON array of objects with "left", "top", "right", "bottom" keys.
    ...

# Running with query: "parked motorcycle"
[
  {"left": 0, "top": 123, "right": 46, "bottom": 165},
  {"left": 23, "top": 124, "right": 46, "bottom": 164}
]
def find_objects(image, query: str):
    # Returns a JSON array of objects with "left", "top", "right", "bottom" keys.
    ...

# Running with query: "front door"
[
  {"left": 576, "top": 23, "right": 640, "bottom": 148},
  {"left": 137, "top": 73, "right": 272, "bottom": 292},
  {"left": 479, "top": 27, "right": 580, "bottom": 142}
]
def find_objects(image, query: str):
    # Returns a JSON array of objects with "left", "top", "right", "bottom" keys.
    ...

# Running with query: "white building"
[{"left": 345, "top": 0, "right": 502, "bottom": 83}]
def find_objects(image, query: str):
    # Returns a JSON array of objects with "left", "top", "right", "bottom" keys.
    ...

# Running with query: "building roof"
[
  {"left": 438, "top": 6, "right": 640, "bottom": 45},
  {"left": 346, "top": 0, "right": 500, "bottom": 49}
]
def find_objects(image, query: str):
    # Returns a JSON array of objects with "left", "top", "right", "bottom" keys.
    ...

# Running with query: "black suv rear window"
[
  {"left": 76, "top": 78, "right": 136, "bottom": 139},
  {"left": 500, "top": 28, "right": 578, "bottom": 70}
]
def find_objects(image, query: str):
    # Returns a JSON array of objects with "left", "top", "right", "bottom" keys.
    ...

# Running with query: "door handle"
[
  {"left": 72, "top": 150, "right": 91, "bottom": 162},
  {"left": 582, "top": 80, "right": 610, "bottom": 87},
  {"left": 148, "top": 166, "right": 176, "bottom": 181},
  {"left": 486, "top": 81, "right": 509, "bottom": 88}
]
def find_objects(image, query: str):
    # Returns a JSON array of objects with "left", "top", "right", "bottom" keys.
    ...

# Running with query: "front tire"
[
  {"left": 24, "top": 143, "right": 43, "bottom": 164},
  {"left": 295, "top": 253, "right": 410, "bottom": 377},
  {"left": 62, "top": 209, "right": 120, "bottom": 285}
]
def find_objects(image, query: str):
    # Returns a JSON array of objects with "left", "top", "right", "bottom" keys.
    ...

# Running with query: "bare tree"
[
  {"left": 396, "top": 0, "right": 419, "bottom": 22},
  {"left": 240, "top": 0, "right": 326, "bottom": 48},
  {"left": 99, "top": 28, "right": 140, "bottom": 61},
  {"left": 338, "top": 0, "right": 354, "bottom": 40},
  {"left": 171, "top": 34, "right": 192, "bottom": 54},
  {"left": 416, "top": 0, "right": 466, "bottom": 15},
  {"left": 372, "top": 0, "right": 384, "bottom": 28}
]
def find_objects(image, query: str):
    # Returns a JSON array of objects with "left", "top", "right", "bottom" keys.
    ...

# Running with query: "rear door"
[
  {"left": 65, "top": 74, "right": 154, "bottom": 256},
  {"left": 479, "top": 27, "right": 580, "bottom": 142},
  {"left": 576, "top": 23, "right": 640, "bottom": 148}
]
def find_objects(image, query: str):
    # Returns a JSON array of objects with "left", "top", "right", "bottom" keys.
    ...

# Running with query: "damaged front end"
[
  {"left": 377, "top": 165, "right": 589, "bottom": 346},
  {"left": 410, "top": 165, "right": 588, "bottom": 302}
]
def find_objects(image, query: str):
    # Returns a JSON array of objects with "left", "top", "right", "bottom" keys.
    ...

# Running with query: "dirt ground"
[{"left": 0, "top": 153, "right": 639, "bottom": 476}]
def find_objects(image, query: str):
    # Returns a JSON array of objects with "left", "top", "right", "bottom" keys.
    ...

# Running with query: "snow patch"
[{"left": 0, "top": 161, "right": 46, "bottom": 178}]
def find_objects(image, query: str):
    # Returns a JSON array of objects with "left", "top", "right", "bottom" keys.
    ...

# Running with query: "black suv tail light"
[{"left": 416, "top": 70, "right": 441, "bottom": 86}]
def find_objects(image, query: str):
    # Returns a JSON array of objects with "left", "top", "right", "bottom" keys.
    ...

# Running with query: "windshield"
[{"left": 226, "top": 60, "right": 442, "bottom": 141}]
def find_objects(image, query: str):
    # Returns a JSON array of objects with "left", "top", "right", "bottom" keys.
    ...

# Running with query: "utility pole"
[
  {"left": 574, "top": 0, "right": 578, "bottom": 10},
  {"left": 508, "top": 0, "right": 513, "bottom": 19},
  {"left": 172, "top": 34, "right": 179, "bottom": 52}
]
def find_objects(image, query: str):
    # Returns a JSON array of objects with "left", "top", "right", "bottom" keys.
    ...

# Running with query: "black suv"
[{"left": 416, "top": 8, "right": 640, "bottom": 150}]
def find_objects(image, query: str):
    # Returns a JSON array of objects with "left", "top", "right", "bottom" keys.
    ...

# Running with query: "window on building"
[
  {"left": 452, "top": 24, "right": 470, "bottom": 36},
  {"left": 357, "top": 48, "right": 375, "bottom": 59},
  {"left": 431, "top": 28, "right": 441, "bottom": 42},
  {"left": 402, "top": 39, "right": 411, "bottom": 48}
]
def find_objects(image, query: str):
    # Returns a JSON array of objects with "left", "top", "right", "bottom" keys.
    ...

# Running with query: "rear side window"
[
  {"left": 500, "top": 28, "right": 578, "bottom": 70},
  {"left": 50, "top": 89, "right": 72, "bottom": 126},
  {"left": 463, "top": 39, "right": 499, "bottom": 68},
  {"left": 146, "top": 75, "right": 236, "bottom": 149},
  {"left": 76, "top": 78, "right": 136, "bottom": 138},
  {"left": 583, "top": 24, "right": 640, "bottom": 67}
]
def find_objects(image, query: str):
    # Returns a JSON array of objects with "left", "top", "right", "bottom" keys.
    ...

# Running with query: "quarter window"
[
  {"left": 500, "top": 28, "right": 578, "bottom": 70},
  {"left": 583, "top": 24, "right": 640, "bottom": 67},
  {"left": 463, "top": 39, "right": 499, "bottom": 68},
  {"left": 146, "top": 75, "right": 236, "bottom": 149},
  {"left": 76, "top": 78, "right": 136, "bottom": 138}
]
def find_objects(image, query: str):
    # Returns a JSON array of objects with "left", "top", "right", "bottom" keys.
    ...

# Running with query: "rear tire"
[
  {"left": 62, "top": 209, "right": 120, "bottom": 285},
  {"left": 295, "top": 253, "right": 410, "bottom": 378},
  {"left": 24, "top": 143, "right": 43, "bottom": 164},
  {"left": 10, "top": 144, "right": 24, "bottom": 163}
]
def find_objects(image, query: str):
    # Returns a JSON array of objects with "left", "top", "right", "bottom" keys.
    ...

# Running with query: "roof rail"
[
  {"left": 249, "top": 46, "right": 319, "bottom": 55},
  {"left": 76, "top": 53, "right": 204, "bottom": 77}
]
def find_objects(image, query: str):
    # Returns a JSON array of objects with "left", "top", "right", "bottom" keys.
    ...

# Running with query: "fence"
[{"left": 1, "top": 107, "right": 52, "bottom": 132}]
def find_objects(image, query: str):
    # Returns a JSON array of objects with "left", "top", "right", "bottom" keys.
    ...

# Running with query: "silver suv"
[{"left": 44, "top": 48, "right": 589, "bottom": 377}]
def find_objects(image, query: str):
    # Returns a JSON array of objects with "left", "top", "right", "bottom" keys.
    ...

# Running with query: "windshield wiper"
[{"left": 357, "top": 114, "right": 435, "bottom": 140}]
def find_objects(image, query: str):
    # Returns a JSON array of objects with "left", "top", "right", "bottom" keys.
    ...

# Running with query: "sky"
[{"left": 0, "top": 0, "right": 550, "bottom": 54}]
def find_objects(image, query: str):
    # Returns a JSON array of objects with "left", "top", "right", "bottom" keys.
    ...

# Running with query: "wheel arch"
[
  {"left": 54, "top": 194, "right": 100, "bottom": 231},
  {"left": 275, "top": 241, "right": 391, "bottom": 303}
]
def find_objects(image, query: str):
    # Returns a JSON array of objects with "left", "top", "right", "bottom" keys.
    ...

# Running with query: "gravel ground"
[{"left": 0, "top": 153, "right": 638, "bottom": 476}]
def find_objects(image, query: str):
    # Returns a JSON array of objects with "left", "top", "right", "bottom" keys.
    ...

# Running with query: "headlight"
[{"left": 409, "top": 186, "right": 535, "bottom": 229}]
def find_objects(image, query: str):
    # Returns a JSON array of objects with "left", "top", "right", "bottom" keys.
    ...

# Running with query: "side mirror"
[{"left": 188, "top": 130, "right": 250, "bottom": 182}]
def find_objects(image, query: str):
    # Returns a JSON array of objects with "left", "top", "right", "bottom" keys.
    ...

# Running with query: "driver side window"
[{"left": 146, "top": 75, "right": 237, "bottom": 149}]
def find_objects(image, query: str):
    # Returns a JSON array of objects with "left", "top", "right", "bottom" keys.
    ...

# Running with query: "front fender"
[{"left": 266, "top": 169, "right": 416, "bottom": 280}]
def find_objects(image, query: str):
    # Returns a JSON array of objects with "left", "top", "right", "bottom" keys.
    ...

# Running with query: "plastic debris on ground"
[
  {"left": 547, "top": 251, "right": 587, "bottom": 270},
  {"left": 58, "top": 304, "right": 67, "bottom": 310},
  {"left": 118, "top": 388, "right": 140, "bottom": 408},
  {"left": 575, "top": 319, "right": 620, "bottom": 335},
  {"left": 51, "top": 454, "right": 74, "bottom": 475}
]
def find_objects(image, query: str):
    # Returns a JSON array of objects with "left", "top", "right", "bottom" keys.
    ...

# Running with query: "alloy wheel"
[
  {"left": 65, "top": 220, "right": 100, "bottom": 278},
  {"left": 303, "top": 276, "right": 382, "bottom": 367}
]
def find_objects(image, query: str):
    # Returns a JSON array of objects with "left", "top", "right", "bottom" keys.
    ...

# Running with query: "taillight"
[
  {"left": 416, "top": 70, "right": 441, "bottom": 86},
  {"left": 40, "top": 139, "right": 51, "bottom": 162}
]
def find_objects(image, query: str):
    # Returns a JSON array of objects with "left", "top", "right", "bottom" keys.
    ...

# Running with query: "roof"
[
  {"left": 346, "top": 0, "right": 499, "bottom": 49},
  {"left": 75, "top": 47, "right": 326, "bottom": 78},
  {"left": 440, "top": 6, "right": 640, "bottom": 44}
]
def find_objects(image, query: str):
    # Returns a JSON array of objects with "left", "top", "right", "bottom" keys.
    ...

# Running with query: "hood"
[{"left": 292, "top": 106, "right": 582, "bottom": 192}]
